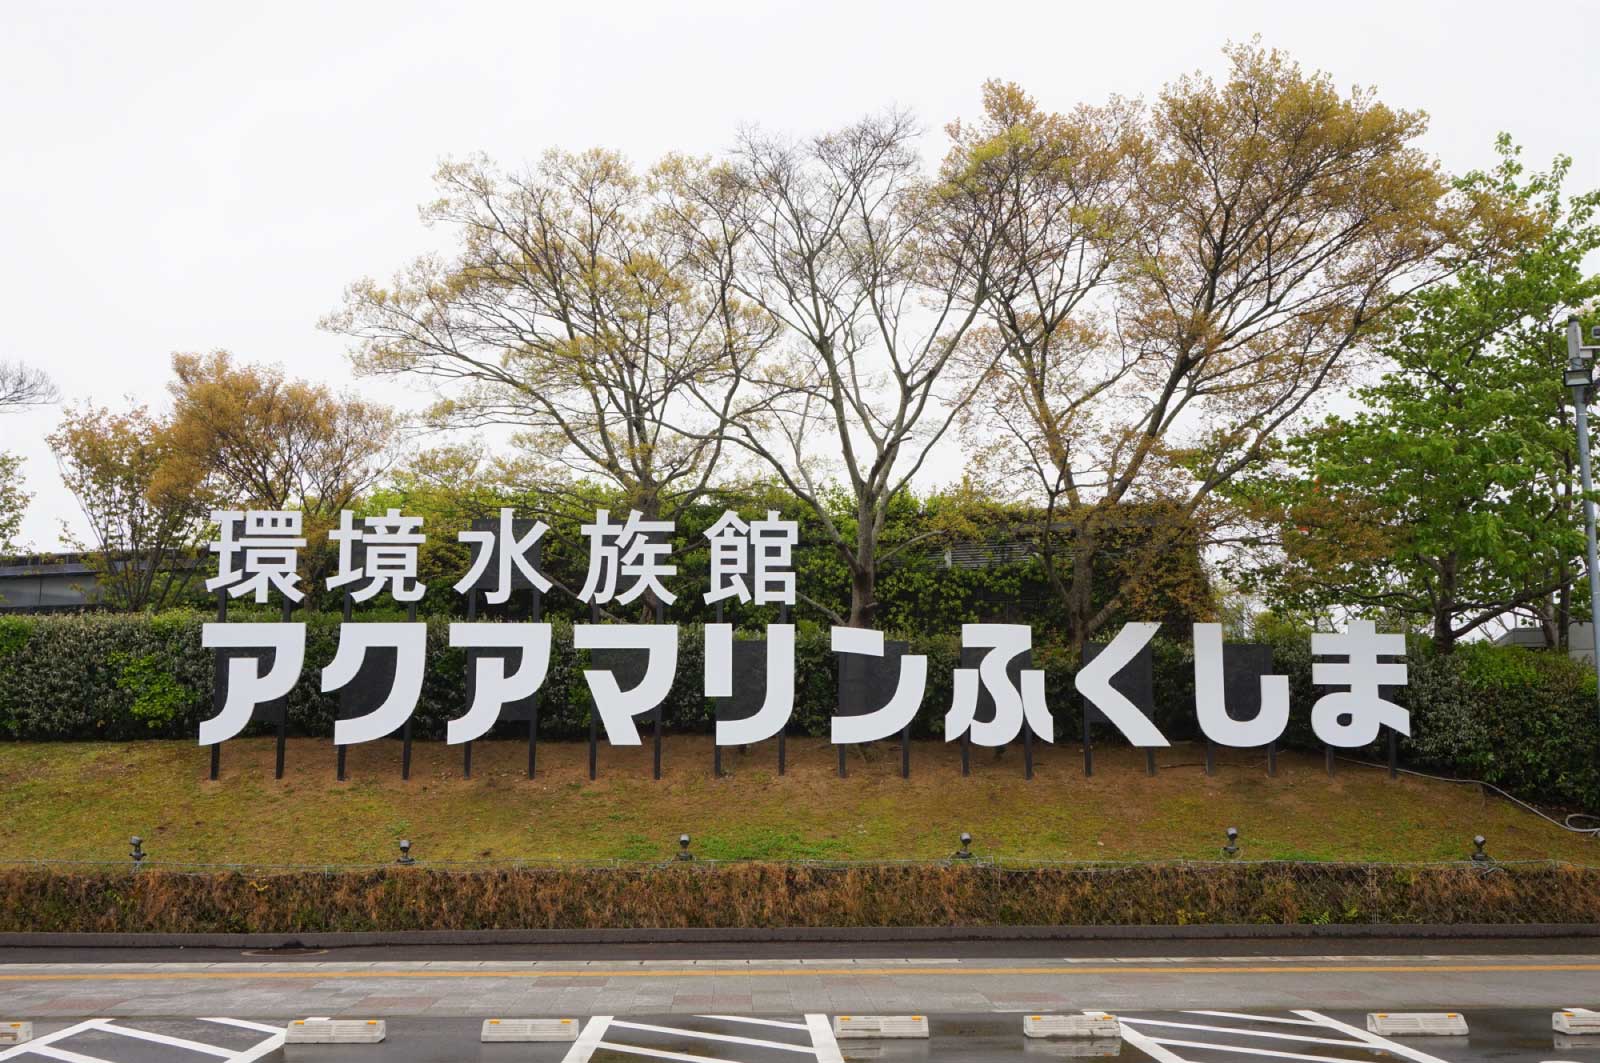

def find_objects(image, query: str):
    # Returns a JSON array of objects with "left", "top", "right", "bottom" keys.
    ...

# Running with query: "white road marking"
[
  {"left": 228, "top": 1032, "right": 287, "bottom": 1063},
  {"left": 92, "top": 1022, "right": 235, "bottom": 1057},
  {"left": 806, "top": 1013, "right": 844, "bottom": 1063},
  {"left": 593, "top": 1042, "right": 752, "bottom": 1063},
  {"left": 1184, "top": 1010, "right": 1326, "bottom": 1027},
  {"left": 23, "top": 1048, "right": 116, "bottom": 1063},
  {"left": 1120, "top": 1016, "right": 1369, "bottom": 1047},
  {"left": 611, "top": 1019, "right": 815, "bottom": 1054},
  {"left": 1295, "top": 1009, "right": 1455, "bottom": 1063},
  {"left": 561, "top": 1016, "right": 615, "bottom": 1063},
  {"left": 0, "top": 1020, "right": 109, "bottom": 1062},
  {"left": 197, "top": 1018, "right": 283, "bottom": 1036},
  {"left": 697, "top": 1014, "right": 810, "bottom": 1031},
  {"left": 1117, "top": 1022, "right": 1191, "bottom": 1063},
  {"left": 1140, "top": 1036, "right": 1388, "bottom": 1062}
]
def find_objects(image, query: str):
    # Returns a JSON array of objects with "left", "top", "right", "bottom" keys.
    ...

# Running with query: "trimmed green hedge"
[
  {"left": 0, "top": 612, "right": 1204, "bottom": 744},
  {"left": 2, "top": 612, "right": 1597, "bottom": 811}
]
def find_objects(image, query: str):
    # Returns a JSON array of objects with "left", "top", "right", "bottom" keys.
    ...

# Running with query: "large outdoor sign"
[{"left": 199, "top": 507, "right": 1411, "bottom": 779}]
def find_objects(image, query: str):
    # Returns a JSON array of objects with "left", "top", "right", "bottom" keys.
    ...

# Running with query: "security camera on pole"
[{"left": 1564, "top": 315, "right": 1600, "bottom": 717}]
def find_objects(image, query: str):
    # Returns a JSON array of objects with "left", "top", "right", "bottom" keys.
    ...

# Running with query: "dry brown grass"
[{"left": 3, "top": 862, "right": 1597, "bottom": 933}]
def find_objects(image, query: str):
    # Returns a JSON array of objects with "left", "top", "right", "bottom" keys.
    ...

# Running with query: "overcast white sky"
[{"left": 2, "top": 0, "right": 1596, "bottom": 550}]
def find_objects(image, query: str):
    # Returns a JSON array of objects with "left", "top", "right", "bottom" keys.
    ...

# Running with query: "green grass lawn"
[{"left": 0, "top": 736, "right": 1591, "bottom": 866}]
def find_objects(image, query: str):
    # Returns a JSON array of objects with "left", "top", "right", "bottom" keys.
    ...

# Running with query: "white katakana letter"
[
  {"left": 703, "top": 510, "right": 751, "bottom": 605},
  {"left": 830, "top": 627, "right": 927, "bottom": 744},
  {"left": 1074, "top": 622, "right": 1170, "bottom": 747},
  {"left": 206, "top": 509, "right": 306, "bottom": 603},
  {"left": 326, "top": 508, "right": 427, "bottom": 603},
  {"left": 322, "top": 623, "right": 427, "bottom": 744},
  {"left": 573, "top": 624, "right": 679, "bottom": 744},
  {"left": 944, "top": 624, "right": 1052, "bottom": 747},
  {"left": 1193, "top": 623, "right": 1289, "bottom": 748},
  {"left": 577, "top": 509, "right": 676, "bottom": 606},
  {"left": 198, "top": 623, "right": 305, "bottom": 745},
  {"left": 705, "top": 623, "right": 795, "bottom": 745},
  {"left": 454, "top": 508, "right": 552, "bottom": 604},
  {"left": 750, "top": 510, "right": 797, "bottom": 605},
  {"left": 1311, "top": 620, "right": 1409, "bottom": 747},
  {"left": 446, "top": 623, "right": 552, "bottom": 744}
]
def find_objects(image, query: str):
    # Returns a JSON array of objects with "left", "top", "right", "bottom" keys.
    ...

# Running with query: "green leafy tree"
[
  {"left": 1231, "top": 140, "right": 1600, "bottom": 652},
  {"left": 48, "top": 404, "right": 209, "bottom": 612}
]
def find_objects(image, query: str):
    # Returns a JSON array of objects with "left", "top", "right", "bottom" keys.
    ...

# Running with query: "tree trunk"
[
  {"left": 1433, "top": 557, "right": 1457, "bottom": 655},
  {"left": 848, "top": 564, "right": 877, "bottom": 629}
]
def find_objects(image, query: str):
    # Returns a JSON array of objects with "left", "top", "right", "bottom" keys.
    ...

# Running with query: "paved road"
[
  {"left": 3, "top": 948, "right": 1598, "bottom": 1060},
  {"left": 2, "top": 953, "right": 1596, "bottom": 1015},
  {"left": 2, "top": 1010, "right": 1596, "bottom": 1062},
  {"left": 10, "top": 936, "right": 1600, "bottom": 963}
]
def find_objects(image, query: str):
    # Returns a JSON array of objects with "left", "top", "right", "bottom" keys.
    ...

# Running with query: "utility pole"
[{"left": 1563, "top": 316, "right": 1600, "bottom": 718}]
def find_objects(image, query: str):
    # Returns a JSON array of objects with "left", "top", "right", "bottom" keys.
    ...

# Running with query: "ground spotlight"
[
  {"left": 129, "top": 835, "right": 145, "bottom": 868},
  {"left": 1222, "top": 827, "right": 1239, "bottom": 858},
  {"left": 677, "top": 834, "right": 694, "bottom": 861},
  {"left": 1471, "top": 835, "right": 1490, "bottom": 864},
  {"left": 955, "top": 832, "right": 973, "bottom": 860},
  {"left": 397, "top": 839, "right": 415, "bottom": 865}
]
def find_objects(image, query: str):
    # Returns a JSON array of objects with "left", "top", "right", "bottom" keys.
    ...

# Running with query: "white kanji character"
[
  {"left": 206, "top": 509, "right": 306, "bottom": 603},
  {"left": 573, "top": 624, "right": 679, "bottom": 744},
  {"left": 578, "top": 509, "right": 676, "bottom": 606},
  {"left": 326, "top": 508, "right": 427, "bottom": 603},
  {"left": 446, "top": 623, "right": 553, "bottom": 744},
  {"left": 705, "top": 623, "right": 795, "bottom": 745},
  {"left": 944, "top": 624, "right": 1052, "bottom": 747},
  {"left": 1192, "top": 623, "right": 1289, "bottom": 748},
  {"left": 829, "top": 627, "right": 927, "bottom": 744},
  {"left": 199, "top": 622, "right": 306, "bottom": 744},
  {"left": 703, "top": 510, "right": 751, "bottom": 605},
  {"left": 1074, "top": 622, "right": 1170, "bottom": 747},
  {"left": 749, "top": 510, "right": 797, "bottom": 606},
  {"left": 454, "top": 507, "right": 552, "bottom": 604},
  {"left": 321, "top": 623, "right": 428, "bottom": 744},
  {"left": 1311, "top": 620, "right": 1409, "bottom": 747}
]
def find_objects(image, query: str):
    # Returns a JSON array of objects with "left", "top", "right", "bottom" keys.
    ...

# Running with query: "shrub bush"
[{"left": 1, "top": 611, "right": 1595, "bottom": 811}]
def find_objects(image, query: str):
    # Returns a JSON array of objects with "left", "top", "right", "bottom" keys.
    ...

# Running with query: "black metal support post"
[
  {"left": 463, "top": 590, "right": 476, "bottom": 779},
  {"left": 274, "top": 596, "right": 290, "bottom": 779},
  {"left": 1082, "top": 710, "right": 1094, "bottom": 777}
]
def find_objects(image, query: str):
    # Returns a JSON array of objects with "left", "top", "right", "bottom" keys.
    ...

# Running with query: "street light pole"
[{"left": 1565, "top": 317, "right": 1600, "bottom": 718}]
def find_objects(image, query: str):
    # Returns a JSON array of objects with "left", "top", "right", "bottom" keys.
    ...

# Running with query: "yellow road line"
[{"left": 0, "top": 962, "right": 1597, "bottom": 982}]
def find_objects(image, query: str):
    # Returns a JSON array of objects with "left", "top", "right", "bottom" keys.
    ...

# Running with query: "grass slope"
[{"left": 0, "top": 737, "right": 1590, "bottom": 866}]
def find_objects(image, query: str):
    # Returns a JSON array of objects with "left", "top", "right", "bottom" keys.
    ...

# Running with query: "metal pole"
[
  {"left": 1571, "top": 382, "right": 1600, "bottom": 717},
  {"left": 1569, "top": 318, "right": 1600, "bottom": 720}
]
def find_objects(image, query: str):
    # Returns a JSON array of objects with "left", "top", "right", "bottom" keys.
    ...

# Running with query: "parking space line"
[
  {"left": 22, "top": 1047, "right": 115, "bottom": 1063},
  {"left": 228, "top": 1034, "right": 287, "bottom": 1063},
  {"left": 1184, "top": 1010, "right": 1325, "bottom": 1027},
  {"left": 1294, "top": 1010, "right": 1452, "bottom": 1063},
  {"left": 0, "top": 1020, "right": 108, "bottom": 1062},
  {"left": 197, "top": 1018, "right": 281, "bottom": 1036},
  {"left": 561, "top": 1016, "right": 614, "bottom": 1063},
  {"left": 804, "top": 1013, "right": 843, "bottom": 1063},
  {"left": 697, "top": 1015, "right": 811, "bottom": 1032},
  {"left": 1120, "top": 1017, "right": 1368, "bottom": 1048},
  {"left": 1137, "top": 1037, "right": 1381, "bottom": 1062},
  {"left": 1116, "top": 1024, "right": 1190, "bottom": 1063},
  {"left": 593, "top": 1043, "right": 747, "bottom": 1063},
  {"left": 93, "top": 1022, "right": 234, "bottom": 1058},
  {"left": 610, "top": 1020, "right": 815, "bottom": 1054}
]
